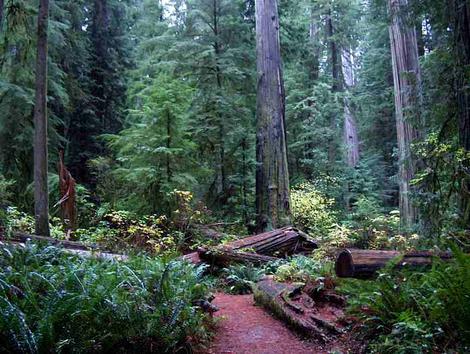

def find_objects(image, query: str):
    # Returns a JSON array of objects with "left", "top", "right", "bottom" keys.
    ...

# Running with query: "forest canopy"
[{"left": 1, "top": 0, "right": 469, "bottom": 243}]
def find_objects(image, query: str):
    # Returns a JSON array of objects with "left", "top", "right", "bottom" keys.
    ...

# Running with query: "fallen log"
[
  {"left": 225, "top": 226, "right": 318, "bottom": 256},
  {"left": 335, "top": 249, "right": 453, "bottom": 279},
  {"left": 253, "top": 277, "right": 344, "bottom": 342},
  {"left": 198, "top": 247, "right": 279, "bottom": 266},
  {"left": 182, "top": 226, "right": 317, "bottom": 265},
  {"left": 5, "top": 232, "right": 95, "bottom": 251},
  {"left": 0, "top": 240, "right": 128, "bottom": 261},
  {"left": 182, "top": 251, "right": 203, "bottom": 265}
]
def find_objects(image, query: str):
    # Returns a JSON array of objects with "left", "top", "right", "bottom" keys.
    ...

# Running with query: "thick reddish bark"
[
  {"left": 58, "top": 151, "right": 77, "bottom": 232},
  {"left": 33, "top": 0, "right": 50, "bottom": 236},
  {"left": 388, "top": 0, "right": 422, "bottom": 229},
  {"left": 255, "top": 0, "right": 290, "bottom": 231}
]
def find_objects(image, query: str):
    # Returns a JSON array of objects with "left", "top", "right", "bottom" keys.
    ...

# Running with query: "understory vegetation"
[
  {"left": 342, "top": 247, "right": 470, "bottom": 353},
  {"left": 0, "top": 243, "right": 212, "bottom": 353}
]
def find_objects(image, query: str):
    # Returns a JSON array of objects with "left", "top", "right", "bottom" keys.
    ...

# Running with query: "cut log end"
[
  {"left": 336, "top": 248, "right": 455, "bottom": 279},
  {"left": 335, "top": 249, "right": 354, "bottom": 278}
]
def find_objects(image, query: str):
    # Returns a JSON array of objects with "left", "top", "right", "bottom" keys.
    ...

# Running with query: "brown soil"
[{"left": 205, "top": 293, "right": 354, "bottom": 354}]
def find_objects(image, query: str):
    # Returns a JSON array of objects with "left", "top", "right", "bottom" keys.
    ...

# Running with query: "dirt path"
[{"left": 206, "top": 293, "right": 340, "bottom": 354}]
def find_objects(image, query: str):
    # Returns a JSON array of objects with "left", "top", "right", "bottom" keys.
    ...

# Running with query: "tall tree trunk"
[
  {"left": 0, "top": 0, "right": 4, "bottom": 30},
  {"left": 327, "top": 11, "right": 340, "bottom": 167},
  {"left": 33, "top": 0, "right": 50, "bottom": 236},
  {"left": 91, "top": 0, "right": 110, "bottom": 132},
  {"left": 241, "top": 137, "right": 249, "bottom": 226},
  {"left": 213, "top": 0, "right": 226, "bottom": 197},
  {"left": 255, "top": 0, "right": 290, "bottom": 231},
  {"left": 388, "top": 0, "right": 421, "bottom": 229},
  {"left": 166, "top": 109, "right": 172, "bottom": 184},
  {"left": 341, "top": 48, "right": 359, "bottom": 167},
  {"left": 309, "top": 9, "right": 321, "bottom": 82},
  {"left": 454, "top": 0, "right": 470, "bottom": 227}
]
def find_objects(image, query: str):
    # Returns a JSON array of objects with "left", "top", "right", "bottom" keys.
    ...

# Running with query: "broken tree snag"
[
  {"left": 335, "top": 249, "right": 453, "bottom": 279},
  {"left": 57, "top": 150, "right": 77, "bottom": 233},
  {"left": 225, "top": 226, "right": 318, "bottom": 256},
  {"left": 198, "top": 247, "right": 278, "bottom": 267}
]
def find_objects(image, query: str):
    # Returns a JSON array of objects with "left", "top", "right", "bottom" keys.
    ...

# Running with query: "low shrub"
[
  {"left": 273, "top": 255, "right": 332, "bottom": 282},
  {"left": 291, "top": 182, "right": 337, "bottom": 238},
  {"left": 75, "top": 210, "right": 182, "bottom": 255},
  {"left": 221, "top": 264, "right": 265, "bottom": 294},
  {"left": 0, "top": 243, "right": 212, "bottom": 353},
  {"left": 341, "top": 246, "right": 470, "bottom": 353}
]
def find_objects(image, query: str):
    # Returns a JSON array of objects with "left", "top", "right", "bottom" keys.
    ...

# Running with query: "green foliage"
[
  {"left": 0, "top": 243, "right": 212, "bottom": 353},
  {"left": 0, "top": 174, "right": 14, "bottom": 205},
  {"left": 222, "top": 264, "right": 265, "bottom": 294},
  {"left": 344, "top": 198, "right": 410, "bottom": 250},
  {"left": 77, "top": 210, "right": 187, "bottom": 255},
  {"left": 273, "top": 255, "right": 332, "bottom": 283},
  {"left": 104, "top": 73, "right": 196, "bottom": 214},
  {"left": 290, "top": 182, "right": 337, "bottom": 237},
  {"left": 342, "top": 246, "right": 470, "bottom": 353}
]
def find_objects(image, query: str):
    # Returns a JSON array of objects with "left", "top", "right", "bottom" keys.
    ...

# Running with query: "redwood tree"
[
  {"left": 388, "top": 0, "right": 421, "bottom": 229},
  {"left": 454, "top": 0, "right": 470, "bottom": 227},
  {"left": 342, "top": 48, "right": 359, "bottom": 167},
  {"left": 327, "top": 10, "right": 341, "bottom": 166},
  {"left": 255, "top": 0, "right": 290, "bottom": 231},
  {"left": 33, "top": 0, "right": 50, "bottom": 236}
]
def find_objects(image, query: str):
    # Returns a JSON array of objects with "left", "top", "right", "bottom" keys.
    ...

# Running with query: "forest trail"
[{"left": 206, "top": 293, "right": 343, "bottom": 354}]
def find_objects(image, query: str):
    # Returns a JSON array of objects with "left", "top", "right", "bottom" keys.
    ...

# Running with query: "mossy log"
[{"left": 335, "top": 248, "right": 453, "bottom": 279}]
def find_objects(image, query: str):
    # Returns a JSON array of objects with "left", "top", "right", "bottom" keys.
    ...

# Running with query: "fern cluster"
[
  {"left": 0, "top": 243, "right": 211, "bottom": 353},
  {"left": 342, "top": 246, "right": 470, "bottom": 353}
]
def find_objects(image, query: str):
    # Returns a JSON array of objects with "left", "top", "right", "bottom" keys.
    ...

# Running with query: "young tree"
[
  {"left": 255, "top": 0, "right": 290, "bottom": 230},
  {"left": 33, "top": 0, "right": 50, "bottom": 236},
  {"left": 388, "top": 0, "right": 421, "bottom": 229}
]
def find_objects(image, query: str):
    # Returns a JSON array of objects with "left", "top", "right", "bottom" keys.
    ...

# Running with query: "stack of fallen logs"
[
  {"left": 4, "top": 228, "right": 455, "bottom": 279},
  {"left": 183, "top": 227, "right": 455, "bottom": 279},
  {"left": 183, "top": 226, "right": 319, "bottom": 266}
]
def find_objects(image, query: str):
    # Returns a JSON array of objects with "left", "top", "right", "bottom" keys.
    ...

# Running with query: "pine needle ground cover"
[{"left": 0, "top": 243, "right": 212, "bottom": 353}]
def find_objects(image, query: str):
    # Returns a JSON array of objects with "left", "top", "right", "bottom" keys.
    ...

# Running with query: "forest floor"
[{"left": 205, "top": 293, "right": 355, "bottom": 354}]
